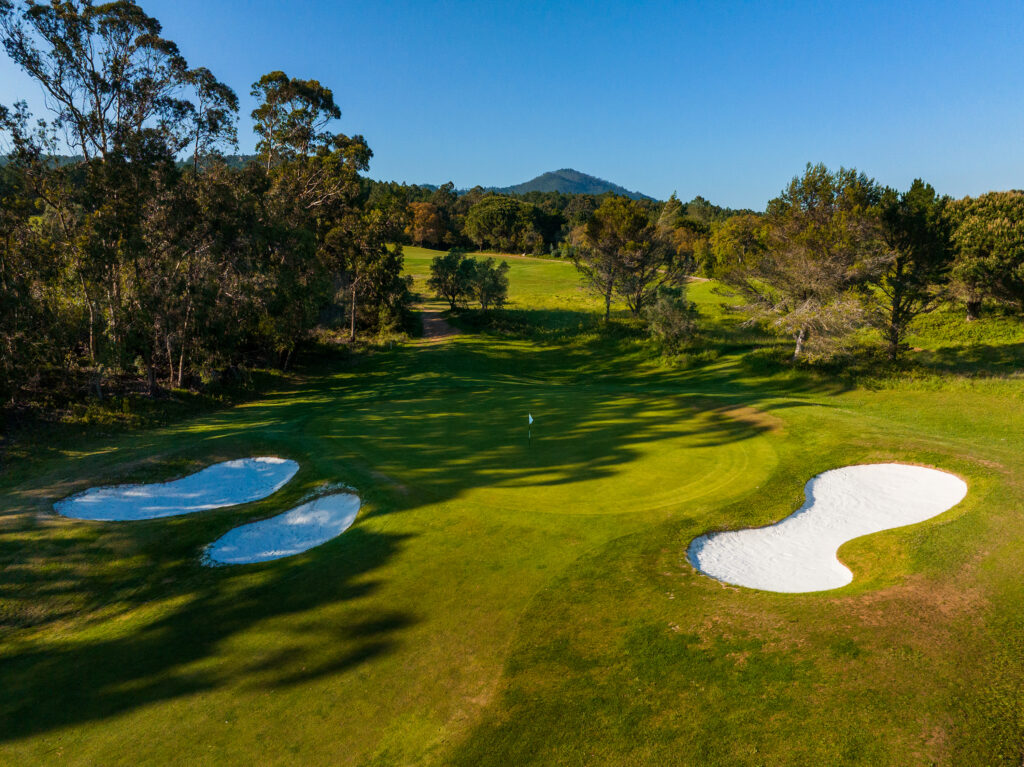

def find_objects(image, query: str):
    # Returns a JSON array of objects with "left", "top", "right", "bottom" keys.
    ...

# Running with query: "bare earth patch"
[{"left": 418, "top": 305, "right": 460, "bottom": 341}]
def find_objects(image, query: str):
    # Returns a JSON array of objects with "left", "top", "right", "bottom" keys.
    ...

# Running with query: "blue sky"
[{"left": 2, "top": 0, "right": 1022, "bottom": 208}]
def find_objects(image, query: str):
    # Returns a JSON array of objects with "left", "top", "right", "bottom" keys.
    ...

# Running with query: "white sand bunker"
[
  {"left": 204, "top": 492, "right": 361, "bottom": 565},
  {"left": 688, "top": 463, "right": 968, "bottom": 593},
  {"left": 54, "top": 457, "right": 299, "bottom": 521}
]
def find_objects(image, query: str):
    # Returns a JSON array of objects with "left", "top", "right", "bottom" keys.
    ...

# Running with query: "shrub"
[{"left": 645, "top": 286, "right": 698, "bottom": 353}]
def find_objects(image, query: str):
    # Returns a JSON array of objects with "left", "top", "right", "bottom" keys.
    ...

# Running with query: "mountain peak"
[{"left": 494, "top": 169, "right": 654, "bottom": 200}]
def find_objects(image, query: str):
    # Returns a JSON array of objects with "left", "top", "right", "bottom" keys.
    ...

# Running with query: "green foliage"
[
  {"left": 426, "top": 250, "right": 510, "bottom": 312},
  {"left": 645, "top": 285, "right": 699, "bottom": 354},
  {"left": 573, "top": 195, "right": 689, "bottom": 321},
  {"left": 427, "top": 248, "right": 476, "bottom": 310},
  {"left": 473, "top": 257, "right": 511, "bottom": 311},
  {"left": 463, "top": 195, "right": 548, "bottom": 253},
  {"left": 949, "top": 191, "right": 1024, "bottom": 317},
  {"left": 869, "top": 179, "right": 954, "bottom": 359},
  {"left": 720, "top": 163, "right": 886, "bottom": 360},
  {"left": 0, "top": 2, "right": 410, "bottom": 409}
]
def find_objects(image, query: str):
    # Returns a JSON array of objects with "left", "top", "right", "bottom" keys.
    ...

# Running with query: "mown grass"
[{"left": 1, "top": 246, "right": 1023, "bottom": 765}]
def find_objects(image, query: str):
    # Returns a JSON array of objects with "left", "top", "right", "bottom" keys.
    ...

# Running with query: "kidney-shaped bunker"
[
  {"left": 688, "top": 463, "right": 968, "bottom": 593},
  {"left": 204, "top": 491, "right": 361, "bottom": 565},
  {"left": 54, "top": 457, "right": 299, "bottom": 521}
]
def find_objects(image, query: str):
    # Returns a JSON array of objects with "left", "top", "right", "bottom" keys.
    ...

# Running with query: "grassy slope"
[{"left": 1, "top": 247, "right": 1023, "bottom": 765}]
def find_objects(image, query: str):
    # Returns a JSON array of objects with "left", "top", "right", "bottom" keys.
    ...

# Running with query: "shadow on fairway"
[
  {"left": 0, "top": 321, "right": 843, "bottom": 743},
  {"left": 913, "top": 340, "right": 1024, "bottom": 376},
  {"left": 0, "top": 524, "right": 416, "bottom": 742}
]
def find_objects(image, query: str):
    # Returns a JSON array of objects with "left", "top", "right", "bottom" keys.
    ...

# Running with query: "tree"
[
  {"left": 473, "top": 258, "right": 510, "bottom": 311},
  {"left": 185, "top": 67, "right": 239, "bottom": 170},
  {"left": 428, "top": 249, "right": 476, "bottom": 310},
  {"left": 464, "top": 195, "right": 536, "bottom": 251},
  {"left": 948, "top": 191, "right": 1024, "bottom": 319},
  {"left": 657, "top": 192, "right": 685, "bottom": 231},
  {"left": 708, "top": 214, "right": 766, "bottom": 279},
  {"left": 251, "top": 71, "right": 341, "bottom": 168},
  {"left": 869, "top": 180, "right": 953, "bottom": 359},
  {"left": 720, "top": 164, "right": 885, "bottom": 360},
  {"left": 572, "top": 196, "right": 685, "bottom": 321},
  {"left": 646, "top": 285, "right": 698, "bottom": 354},
  {"left": 407, "top": 201, "right": 443, "bottom": 247}
]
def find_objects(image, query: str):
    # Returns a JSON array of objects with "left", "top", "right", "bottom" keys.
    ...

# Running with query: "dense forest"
[{"left": 1, "top": 0, "right": 1022, "bottom": 422}]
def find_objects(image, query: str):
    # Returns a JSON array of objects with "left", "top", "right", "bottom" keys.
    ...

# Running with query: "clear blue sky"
[{"left": 2, "top": 0, "right": 1022, "bottom": 208}]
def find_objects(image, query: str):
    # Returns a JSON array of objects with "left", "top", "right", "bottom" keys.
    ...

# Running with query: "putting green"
[{"left": 312, "top": 386, "right": 778, "bottom": 515}]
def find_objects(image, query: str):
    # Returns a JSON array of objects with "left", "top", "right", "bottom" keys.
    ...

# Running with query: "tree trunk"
[
  {"left": 966, "top": 300, "right": 982, "bottom": 321},
  {"left": 886, "top": 327, "right": 901, "bottom": 361},
  {"left": 604, "top": 289, "right": 612, "bottom": 322},
  {"left": 792, "top": 327, "right": 807, "bottom": 361},
  {"left": 350, "top": 283, "right": 357, "bottom": 341},
  {"left": 165, "top": 335, "right": 175, "bottom": 388},
  {"left": 178, "top": 301, "right": 192, "bottom": 388}
]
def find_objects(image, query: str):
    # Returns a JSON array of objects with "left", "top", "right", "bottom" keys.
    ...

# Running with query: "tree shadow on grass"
[
  {"left": 911, "top": 341, "right": 1024, "bottom": 377},
  {"left": 0, "top": 524, "right": 415, "bottom": 742},
  {"left": 0, "top": 325, "right": 839, "bottom": 743}
]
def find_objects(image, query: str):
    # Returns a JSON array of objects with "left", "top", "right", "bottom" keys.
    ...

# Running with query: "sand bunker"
[
  {"left": 688, "top": 463, "right": 968, "bottom": 593},
  {"left": 203, "top": 491, "right": 361, "bottom": 565},
  {"left": 54, "top": 457, "right": 299, "bottom": 521}
]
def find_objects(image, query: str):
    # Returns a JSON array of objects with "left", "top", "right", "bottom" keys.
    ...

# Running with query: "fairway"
[{"left": 3, "top": 249, "right": 1024, "bottom": 766}]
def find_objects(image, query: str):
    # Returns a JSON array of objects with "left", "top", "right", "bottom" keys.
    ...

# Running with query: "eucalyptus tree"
[
  {"left": 0, "top": 0, "right": 238, "bottom": 385},
  {"left": 251, "top": 71, "right": 341, "bottom": 169}
]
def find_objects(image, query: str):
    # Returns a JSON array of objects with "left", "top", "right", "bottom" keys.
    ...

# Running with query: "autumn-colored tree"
[{"left": 407, "top": 202, "right": 444, "bottom": 247}]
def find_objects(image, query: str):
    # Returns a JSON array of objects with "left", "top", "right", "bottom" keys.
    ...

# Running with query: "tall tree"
[
  {"left": 572, "top": 196, "right": 685, "bottom": 320},
  {"left": 250, "top": 71, "right": 341, "bottom": 169},
  {"left": 720, "top": 164, "right": 885, "bottom": 360},
  {"left": 0, "top": 0, "right": 202, "bottom": 160},
  {"left": 870, "top": 180, "right": 953, "bottom": 359},
  {"left": 407, "top": 201, "right": 443, "bottom": 247}
]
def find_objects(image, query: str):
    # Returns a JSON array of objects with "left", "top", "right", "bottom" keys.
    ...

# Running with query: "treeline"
[
  {"left": 365, "top": 174, "right": 751, "bottom": 257},
  {"left": 710, "top": 164, "right": 1024, "bottom": 361},
  {"left": 0, "top": 1, "right": 411, "bottom": 405},
  {"left": 532, "top": 165, "right": 1023, "bottom": 364}
]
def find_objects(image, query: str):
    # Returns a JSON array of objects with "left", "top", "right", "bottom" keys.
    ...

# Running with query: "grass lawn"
[{"left": 2, "top": 247, "right": 1024, "bottom": 765}]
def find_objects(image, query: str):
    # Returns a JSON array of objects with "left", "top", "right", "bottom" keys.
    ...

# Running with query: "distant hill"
[{"left": 492, "top": 168, "right": 654, "bottom": 200}]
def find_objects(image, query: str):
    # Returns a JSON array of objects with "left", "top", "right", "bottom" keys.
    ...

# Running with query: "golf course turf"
[{"left": 2, "top": 247, "right": 1024, "bottom": 765}]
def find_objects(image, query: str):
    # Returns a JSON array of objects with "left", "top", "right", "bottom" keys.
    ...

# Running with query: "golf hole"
[
  {"left": 203, "top": 491, "right": 361, "bottom": 565},
  {"left": 54, "top": 457, "right": 299, "bottom": 521},
  {"left": 688, "top": 463, "right": 968, "bottom": 593}
]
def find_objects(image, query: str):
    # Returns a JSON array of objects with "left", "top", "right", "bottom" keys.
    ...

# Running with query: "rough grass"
[{"left": 1, "top": 246, "right": 1023, "bottom": 765}]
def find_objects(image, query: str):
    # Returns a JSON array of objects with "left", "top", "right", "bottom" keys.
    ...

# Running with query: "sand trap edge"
[
  {"left": 202, "top": 490, "right": 362, "bottom": 566},
  {"left": 687, "top": 463, "right": 969, "bottom": 593},
  {"left": 53, "top": 457, "right": 300, "bottom": 521}
]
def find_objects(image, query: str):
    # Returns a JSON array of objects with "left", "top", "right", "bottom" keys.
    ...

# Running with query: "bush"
[{"left": 645, "top": 286, "right": 698, "bottom": 353}]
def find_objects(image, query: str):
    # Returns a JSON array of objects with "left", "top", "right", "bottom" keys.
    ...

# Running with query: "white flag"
[{"left": 528, "top": 414, "right": 534, "bottom": 425}]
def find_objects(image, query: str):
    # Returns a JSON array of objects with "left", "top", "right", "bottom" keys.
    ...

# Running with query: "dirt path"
[{"left": 417, "top": 303, "right": 460, "bottom": 341}]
